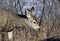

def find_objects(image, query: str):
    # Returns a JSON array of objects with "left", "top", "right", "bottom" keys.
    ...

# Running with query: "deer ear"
[
  {"left": 31, "top": 7, "right": 34, "bottom": 15},
  {"left": 25, "top": 7, "right": 34, "bottom": 18},
  {"left": 25, "top": 9, "right": 32, "bottom": 18}
]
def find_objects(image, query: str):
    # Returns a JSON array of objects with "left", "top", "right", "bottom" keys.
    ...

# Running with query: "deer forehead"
[{"left": 28, "top": 16, "right": 38, "bottom": 22}]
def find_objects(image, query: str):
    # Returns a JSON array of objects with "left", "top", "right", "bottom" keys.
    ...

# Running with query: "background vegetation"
[{"left": 0, "top": 0, "right": 60, "bottom": 41}]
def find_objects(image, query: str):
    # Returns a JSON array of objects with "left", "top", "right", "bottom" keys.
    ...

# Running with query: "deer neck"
[{"left": 13, "top": 15, "right": 28, "bottom": 27}]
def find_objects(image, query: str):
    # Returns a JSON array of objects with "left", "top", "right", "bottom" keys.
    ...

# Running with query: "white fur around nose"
[
  {"left": 8, "top": 31, "right": 13, "bottom": 39},
  {"left": 33, "top": 25, "right": 40, "bottom": 29}
]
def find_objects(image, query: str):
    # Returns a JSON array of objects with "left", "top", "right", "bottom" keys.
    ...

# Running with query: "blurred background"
[{"left": 0, "top": 0, "right": 60, "bottom": 41}]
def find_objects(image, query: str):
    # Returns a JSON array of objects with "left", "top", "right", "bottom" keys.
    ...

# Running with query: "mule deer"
[
  {"left": 0, "top": 7, "right": 40, "bottom": 32},
  {"left": 0, "top": 7, "right": 40, "bottom": 40}
]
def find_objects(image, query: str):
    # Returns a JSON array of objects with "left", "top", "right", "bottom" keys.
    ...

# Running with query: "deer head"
[{"left": 25, "top": 7, "right": 40, "bottom": 30}]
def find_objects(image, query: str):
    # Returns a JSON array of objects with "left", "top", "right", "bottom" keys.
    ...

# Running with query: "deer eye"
[{"left": 33, "top": 22, "right": 36, "bottom": 24}]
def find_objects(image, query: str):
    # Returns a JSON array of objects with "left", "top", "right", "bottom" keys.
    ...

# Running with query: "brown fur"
[
  {"left": 0, "top": 8, "right": 39, "bottom": 32},
  {"left": 0, "top": 8, "right": 27, "bottom": 32},
  {"left": 31, "top": 16, "right": 38, "bottom": 23}
]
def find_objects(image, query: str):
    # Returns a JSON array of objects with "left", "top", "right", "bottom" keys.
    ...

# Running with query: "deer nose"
[{"left": 38, "top": 28, "right": 40, "bottom": 31}]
